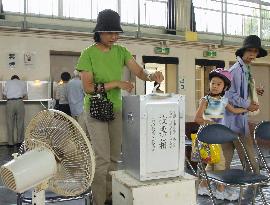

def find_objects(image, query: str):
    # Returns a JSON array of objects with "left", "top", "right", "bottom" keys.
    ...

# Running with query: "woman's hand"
[
  {"left": 116, "top": 81, "right": 134, "bottom": 93},
  {"left": 247, "top": 102, "right": 259, "bottom": 112},
  {"left": 151, "top": 71, "right": 164, "bottom": 83}
]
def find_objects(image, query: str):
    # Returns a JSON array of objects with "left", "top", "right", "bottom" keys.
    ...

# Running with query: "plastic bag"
[
  {"left": 191, "top": 133, "right": 221, "bottom": 164},
  {"left": 248, "top": 78, "right": 260, "bottom": 116}
]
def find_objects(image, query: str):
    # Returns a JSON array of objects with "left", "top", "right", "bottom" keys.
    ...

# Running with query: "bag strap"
[
  {"left": 94, "top": 83, "right": 98, "bottom": 94},
  {"left": 100, "top": 83, "right": 105, "bottom": 93},
  {"left": 93, "top": 83, "right": 107, "bottom": 97}
]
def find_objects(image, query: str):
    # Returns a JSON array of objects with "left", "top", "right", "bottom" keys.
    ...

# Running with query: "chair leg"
[
  {"left": 205, "top": 179, "right": 216, "bottom": 205},
  {"left": 257, "top": 186, "right": 267, "bottom": 205},
  {"left": 238, "top": 186, "right": 244, "bottom": 205},
  {"left": 185, "top": 156, "right": 196, "bottom": 175},
  {"left": 84, "top": 197, "right": 90, "bottom": 205},
  {"left": 88, "top": 189, "right": 94, "bottom": 205},
  {"left": 16, "top": 193, "right": 23, "bottom": 205},
  {"left": 252, "top": 185, "right": 258, "bottom": 205}
]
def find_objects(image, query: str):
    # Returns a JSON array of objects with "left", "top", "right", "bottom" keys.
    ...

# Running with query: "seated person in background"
[
  {"left": 55, "top": 72, "right": 71, "bottom": 116},
  {"left": 3, "top": 75, "right": 27, "bottom": 147},
  {"left": 194, "top": 68, "right": 247, "bottom": 201},
  {"left": 154, "top": 81, "right": 164, "bottom": 93}
]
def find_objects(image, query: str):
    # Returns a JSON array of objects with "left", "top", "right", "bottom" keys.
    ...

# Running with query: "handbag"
[{"left": 90, "top": 83, "right": 115, "bottom": 121}]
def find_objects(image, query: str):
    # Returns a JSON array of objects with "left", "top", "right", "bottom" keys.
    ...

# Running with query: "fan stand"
[{"left": 32, "top": 181, "right": 48, "bottom": 205}]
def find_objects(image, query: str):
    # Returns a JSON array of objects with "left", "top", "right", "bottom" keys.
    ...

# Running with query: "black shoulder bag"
[{"left": 90, "top": 83, "right": 115, "bottom": 121}]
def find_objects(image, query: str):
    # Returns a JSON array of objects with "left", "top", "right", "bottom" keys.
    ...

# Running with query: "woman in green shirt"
[{"left": 77, "top": 9, "right": 163, "bottom": 205}]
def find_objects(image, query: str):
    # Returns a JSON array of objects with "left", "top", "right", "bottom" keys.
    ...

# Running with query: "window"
[
  {"left": 2, "top": 0, "right": 168, "bottom": 27},
  {"left": 121, "top": 0, "right": 138, "bottom": 24},
  {"left": 194, "top": 8, "right": 222, "bottom": 33},
  {"left": 140, "top": 0, "right": 168, "bottom": 26},
  {"left": 62, "top": 0, "right": 118, "bottom": 19},
  {"left": 91, "top": 0, "right": 118, "bottom": 19},
  {"left": 2, "top": 0, "right": 24, "bottom": 13},
  {"left": 193, "top": 0, "right": 222, "bottom": 33},
  {"left": 63, "top": 0, "right": 92, "bottom": 19},
  {"left": 226, "top": 0, "right": 259, "bottom": 36},
  {"left": 261, "top": 5, "right": 270, "bottom": 40},
  {"left": 28, "top": 0, "right": 58, "bottom": 16},
  {"left": 193, "top": 0, "right": 267, "bottom": 38}
]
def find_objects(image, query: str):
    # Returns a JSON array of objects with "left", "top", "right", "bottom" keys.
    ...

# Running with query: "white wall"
[
  {"left": 0, "top": 32, "right": 89, "bottom": 81},
  {"left": 1, "top": 30, "right": 270, "bottom": 122}
]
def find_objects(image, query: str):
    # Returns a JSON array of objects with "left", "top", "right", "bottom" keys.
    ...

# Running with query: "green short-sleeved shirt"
[{"left": 76, "top": 44, "right": 133, "bottom": 111}]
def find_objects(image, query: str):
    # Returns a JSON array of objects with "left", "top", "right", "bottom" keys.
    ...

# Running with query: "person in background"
[
  {"left": 55, "top": 71, "right": 71, "bottom": 116},
  {"left": 66, "top": 70, "right": 85, "bottom": 130},
  {"left": 0, "top": 2, "right": 5, "bottom": 20},
  {"left": 222, "top": 35, "right": 267, "bottom": 174},
  {"left": 194, "top": 68, "right": 247, "bottom": 201},
  {"left": 77, "top": 9, "right": 164, "bottom": 205},
  {"left": 3, "top": 75, "right": 27, "bottom": 148}
]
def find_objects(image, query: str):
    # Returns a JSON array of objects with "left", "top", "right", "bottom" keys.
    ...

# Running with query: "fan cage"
[
  {"left": 24, "top": 109, "right": 95, "bottom": 196},
  {"left": 0, "top": 167, "right": 16, "bottom": 191}
]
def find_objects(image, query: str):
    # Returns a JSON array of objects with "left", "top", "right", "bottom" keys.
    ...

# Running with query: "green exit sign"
[
  {"left": 154, "top": 47, "right": 170, "bottom": 55},
  {"left": 203, "top": 50, "right": 217, "bottom": 58}
]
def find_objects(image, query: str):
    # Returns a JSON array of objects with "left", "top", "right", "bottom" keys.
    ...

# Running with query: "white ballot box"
[
  {"left": 122, "top": 94, "right": 185, "bottom": 181},
  {"left": 111, "top": 170, "right": 197, "bottom": 205}
]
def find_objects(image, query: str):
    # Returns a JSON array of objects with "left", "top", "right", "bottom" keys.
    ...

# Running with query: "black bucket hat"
[
  {"left": 93, "top": 9, "right": 123, "bottom": 33},
  {"left": 235, "top": 35, "right": 267, "bottom": 58}
]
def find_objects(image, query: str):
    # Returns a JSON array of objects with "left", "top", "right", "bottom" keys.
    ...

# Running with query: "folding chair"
[
  {"left": 196, "top": 124, "right": 270, "bottom": 205},
  {"left": 253, "top": 121, "right": 270, "bottom": 175}
]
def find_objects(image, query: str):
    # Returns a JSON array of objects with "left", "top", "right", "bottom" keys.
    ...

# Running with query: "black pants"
[{"left": 58, "top": 104, "right": 71, "bottom": 116}]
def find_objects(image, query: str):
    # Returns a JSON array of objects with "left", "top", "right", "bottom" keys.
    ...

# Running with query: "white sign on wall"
[
  {"left": 179, "top": 77, "right": 185, "bottom": 91},
  {"left": 8, "top": 53, "right": 16, "bottom": 69},
  {"left": 24, "top": 52, "right": 35, "bottom": 65}
]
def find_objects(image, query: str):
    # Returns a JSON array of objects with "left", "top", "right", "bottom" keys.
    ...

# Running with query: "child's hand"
[{"left": 204, "top": 120, "right": 215, "bottom": 125}]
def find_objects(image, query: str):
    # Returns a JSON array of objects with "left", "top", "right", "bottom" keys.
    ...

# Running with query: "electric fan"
[{"left": 0, "top": 109, "right": 95, "bottom": 205}]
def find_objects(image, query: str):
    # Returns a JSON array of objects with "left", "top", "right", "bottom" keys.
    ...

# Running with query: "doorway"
[
  {"left": 142, "top": 56, "right": 179, "bottom": 94},
  {"left": 50, "top": 51, "right": 80, "bottom": 98},
  {"left": 194, "top": 59, "right": 225, "bottom": 107}
]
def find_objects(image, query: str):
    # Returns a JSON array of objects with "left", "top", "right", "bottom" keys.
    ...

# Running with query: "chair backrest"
[
  {"left": 254, "top": 121, "right": 270, "bottom": 140},
  {"left": 197, "top": 124, "right": 238, "bottom": 144}
]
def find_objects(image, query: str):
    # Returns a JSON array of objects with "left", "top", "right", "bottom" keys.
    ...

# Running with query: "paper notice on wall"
[
  {"left": 24, "top": 52, "right": 34, "bottom": 65},
  {"left": 8, "top": 53, "right": 16, "bottom": 69}
]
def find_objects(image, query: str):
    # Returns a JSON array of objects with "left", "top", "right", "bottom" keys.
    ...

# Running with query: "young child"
[{"left": 194, "top": 68, "right": 247, "bottom": 201}]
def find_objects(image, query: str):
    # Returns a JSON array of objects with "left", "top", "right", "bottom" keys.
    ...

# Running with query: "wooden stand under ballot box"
[{"left": 111, "top": 170, "right": 197, "bottom": 205}]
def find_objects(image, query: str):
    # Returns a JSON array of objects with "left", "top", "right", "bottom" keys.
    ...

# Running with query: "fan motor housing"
[
  {"left": 0, "top": 148, "right": 57, "bottom": 193},
  {"left": 122, "top": 94, "right": 185, "bottom": 181}
]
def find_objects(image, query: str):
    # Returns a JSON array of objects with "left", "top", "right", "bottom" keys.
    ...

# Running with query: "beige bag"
[{"left": 248, "top": 78, "right": 260, "bottom": 116}]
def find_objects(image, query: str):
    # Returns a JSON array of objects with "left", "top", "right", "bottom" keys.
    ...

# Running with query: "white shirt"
[
  {"left": 3, "top": 79, "right": 27, "bottom": 99},
  {"left": 55, "top": 83, "right": 69, "bottom": 104}
]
